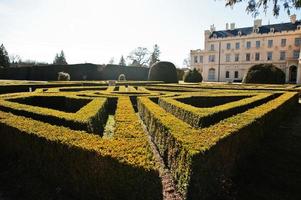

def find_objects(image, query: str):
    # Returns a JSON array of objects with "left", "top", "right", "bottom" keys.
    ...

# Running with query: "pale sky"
[{"left": 0, "top": 0, "right": 300, "bottom": 67}]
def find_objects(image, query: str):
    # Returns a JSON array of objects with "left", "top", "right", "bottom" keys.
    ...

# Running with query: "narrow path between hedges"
[
  {"left": 232, "top": 99, "right": 301, "bottom": 200},
  {"left": 137, "top": 114, "right": 183, "bottom": 200}
]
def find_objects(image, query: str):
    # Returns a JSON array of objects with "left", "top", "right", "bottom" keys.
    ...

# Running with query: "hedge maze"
[{"left": 0, "top": 82, "right": 299, "bottom": 200}]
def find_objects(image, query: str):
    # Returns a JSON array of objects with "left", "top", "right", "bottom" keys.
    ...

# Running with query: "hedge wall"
[
  {"left": 0, "top": 93, "right": 108, "bottom": 135},
  {"left": 0, "top": 64, "right": 149, "bottom": 81},
  {"left": 0, "top": 97, "right": 162, "bottom": 200},
  {"left": 159, "top": 92, "right": 278, "bottom": 128},
  {"left": 137, "top": 92, "right": 298, "bottom": 199}
]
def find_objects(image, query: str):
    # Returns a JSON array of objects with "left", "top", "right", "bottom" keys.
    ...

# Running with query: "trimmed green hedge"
[
  {"left": 158, "top": 93, "right": 279, "bottom": 128},
  {"left": 0, "top": 94, "right": 108, "bottom": 135},
  {"left": 0, "top": 98, "right": 162, "bottom": 199},
  {"left": 138, "top": 92, "right": 298, "bottom": 199}
]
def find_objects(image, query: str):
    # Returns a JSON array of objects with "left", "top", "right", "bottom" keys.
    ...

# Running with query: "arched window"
[
  {"left": 225, "top": 71, "right": 230, "bottom": 78},
  {"left": 208, "top": 68, "right": 216, "bottom": 81}
]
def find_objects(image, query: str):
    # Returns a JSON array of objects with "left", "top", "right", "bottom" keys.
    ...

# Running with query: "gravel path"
[{"left": 138, "top": 114, "right": 183, "bottom": 200}]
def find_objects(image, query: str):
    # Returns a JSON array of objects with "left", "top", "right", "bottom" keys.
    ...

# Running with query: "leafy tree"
[
  {"left": 0, "top": 44, "right": 10, "bottom": 68},
  {"left": 53, "top": 50, "right": 68, "bottom": 65},
  {"left": 127, "top": 47, "right": 150, "bottom": 67},
  {"left": 225, "top": 0, "right": 301, "bottom": 16},
  {"left": 119, "top": 55, "right": 126, "bottom": 66},
  {"left": 149, "top": 44, "right": 161, "bottom": 67}
]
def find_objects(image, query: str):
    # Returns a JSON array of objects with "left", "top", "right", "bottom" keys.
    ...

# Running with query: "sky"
[{"left": 0, "top": 0, "right": 300, "bottom": 67}]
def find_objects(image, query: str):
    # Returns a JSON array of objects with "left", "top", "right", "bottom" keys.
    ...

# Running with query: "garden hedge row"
[
  {"left": 0, "top": 98, "right": 162, "bottom": 199},
  {"left": 158, "top": 93, "right": 278, "bottom": 128},
  {"left": 0, "top": 93, "right": 108, "bottom": 135},
  {"left": 137, "top": 92, "right": 298, "bottom": 199}
]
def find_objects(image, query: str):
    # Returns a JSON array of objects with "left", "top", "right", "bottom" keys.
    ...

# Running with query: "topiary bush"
[
  {"left": 58, "top": 72, "right": 70, "bottom": 81},
  {"left": 118, "top": 74, "right": 126, "bottom": 81},
  {"left": 183, "top": 69, "right": 203, "bottom": 83},
  {"left": 148, "top": 61, "right": 178, "bottom": 83},
  {"left": 243, "top": 64, "right": 285, "bottom": 84}
]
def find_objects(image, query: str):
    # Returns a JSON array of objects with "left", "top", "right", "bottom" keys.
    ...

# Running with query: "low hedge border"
[
  {"left": 159, "top": 92, "right": 278, "bottom": 128},
  {"left": 0, "top": 109, "right": 162, "bottom": 199},
  {"left": 137, "top": 92, "right": 298, "bottom": 199},
  {"left": 0, "top": 93, "right": 108, "bottom": 135}
]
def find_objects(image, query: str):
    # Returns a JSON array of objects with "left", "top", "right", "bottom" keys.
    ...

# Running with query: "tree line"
[{"left": 0, "top": 44, "right": 160, "bottom": 68}]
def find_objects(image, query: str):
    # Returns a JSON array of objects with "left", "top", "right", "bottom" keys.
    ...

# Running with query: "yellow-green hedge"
[
  {"left": 159, "top": 92, "right": 278, "bottom": 128},
  {"left": 138, "top": 92, "right": 298, "bottom": 199},
  {"left": 0, "top": 93, "right": 108, "bottom": 135},
  {"left": 0, "top": 103, "right": 162, "bottom": 199}
]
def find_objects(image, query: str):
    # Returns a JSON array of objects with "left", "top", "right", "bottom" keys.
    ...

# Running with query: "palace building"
[{"left": 190, "top": 15, "right": 301, "bottom": 84}]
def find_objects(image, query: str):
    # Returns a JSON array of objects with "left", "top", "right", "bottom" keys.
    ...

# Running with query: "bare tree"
[
  {"left": 108, "top": 57, "right": 115, "bottom": 64},
  {"left": 127, "top": 47, "right": 150, "bottom": 67}
]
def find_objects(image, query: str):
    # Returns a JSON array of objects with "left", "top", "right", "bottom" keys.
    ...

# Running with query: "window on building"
[
  {"left": 225, "top": 71, "right": 230, "bottom": 78},
  {"left": 210, "top": 44, "right": 215, "bottom": 51},
  {"left": 209, "top": 55, "right": 215, "bottom": 62},
  {"left": 295, "top": 38, "right": 301, "bottom": 46},
  {"left": 235, "top": 42, "right": 240, "bottom": 49},
  {"left": 234, "top": 71, "right": 239, "bottom": 78},
  {"left": 246, "top": 53, "right": 251, "bottom": 61},
  {"left": 255, "top": 52, "right": 260, "bottom": 61},
  {"left": 280, "top": 51, "right": 286, "bottom": 60},
  {"left": 235, "top": 54, "right": 239, "bottom": 62},
  {"left": 268, "top": 40, "right": 273, "bottom": 48},
  {"left": 293, "top": 50, "right": 300, "bottom": 59},
  {"left": 199, "top": 56, "right": 203, "bottom": 63},
  {"left": 281, "top": 39, "right": 286, "bottom": 47},
  {"left": 208, "top": 68, "right": 216, "bottom": 81},
  {"left": 226, "top": 43, "right": 231, "bottom": 50},
  {"left": 246, "top": 41, "right": 251, "bottom": 49},
  {"left": 267, "top": 52, "right": 273, "bottom": 60},
  {"left": 194, "top": 56, "right": 198, "bottom": 63},
  {"left": 226, "top": 54, "right": 230, "bottom": 62},
  {"left": 256, "top": 41, "right": 261, "bottom": 48}
]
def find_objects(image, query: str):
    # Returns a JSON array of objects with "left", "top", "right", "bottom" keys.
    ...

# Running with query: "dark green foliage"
[
  {"left": 102, "top": 64, "right": 149, "bottom": 80},
  {"left": 225, "top": 0, "right": 301, "bottom": 16},
  {"left": 0, "top": 44, "right": 10, "bottom": 68},
  {"left": 243, "top": 64, "right": 285, "bottom": 84},
  {"left": 183, "top": 69, "right": 203, "bottom": 83},
  {"left": 119, "top": 56, "right": 126, "bottom": 66},
  {"left": 148, "top": 61, "right": 178, "bottom": 83},
  {"left": 53, "top": 50, "right": 67, "bottom": 65},
  {"left": 149, "top": 44, "right": 161, "bottom": 66}
]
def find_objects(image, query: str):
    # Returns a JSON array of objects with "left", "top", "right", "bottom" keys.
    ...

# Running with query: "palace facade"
[{"left": 190, "top": 15, "right": 301, "bottom": 83}]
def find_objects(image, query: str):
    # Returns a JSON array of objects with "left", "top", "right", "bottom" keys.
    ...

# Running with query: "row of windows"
[
  {"left": 208, "top": 37, "right": 301, "bottom": 51},
  {"left": 207, "top": 69, "right": 239, "bottom": 80},
  {"left": 194, "top": 50, "right": 300, "bottom": 63},
  {"left": 225, "top": 71, "right": 239, "bottom": 79}
]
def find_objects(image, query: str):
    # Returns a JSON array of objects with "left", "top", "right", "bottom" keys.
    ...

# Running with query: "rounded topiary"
[
  {"left": 183, "top": 69, "right": 203, "bottom": 83},
  {"left": 118, "top": 74, "right": 126, "bottom": 81},
  {"left": 57, "top": 72, "right": 70, "bottom": 81},
  {"left": 148, "top": 61, "right": 178, "bottom": 83},
  {"left": 243, "top": 64, "right": 285, "bottom": 84}
]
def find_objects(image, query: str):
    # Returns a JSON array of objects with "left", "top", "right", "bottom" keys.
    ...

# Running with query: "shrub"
[
  {"left": 243, "top": 64, "right": 285, "bottom": 84},
  {"left": 118, "top": 74, "right": 126, "bottom": 81},
  {"left": 183, "top": 69, "right": 203, "bottom": 83},
  {"left": 58, "top": 72, "right": 70, "bottom": 81},
  {"left": 148, "top": 61, "right": 178, "bottom": 83}
]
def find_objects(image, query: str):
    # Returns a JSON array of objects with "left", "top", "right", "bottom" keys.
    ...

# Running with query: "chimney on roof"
[
  {"left": 226, "top": 23, "right": 229, "bottom": 30},
  {"left": 254, "top": 19, "right": 262, "bottom": 28},
  {"left": 230, "top": 23, "right": 235, "bottom": 30},
  {"left": 291, "top": 14, "right": 297, "bottom": 24}
]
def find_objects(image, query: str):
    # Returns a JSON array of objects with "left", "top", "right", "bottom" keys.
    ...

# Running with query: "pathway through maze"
[{"left": 0, "top": 83, "right": 299, "bottom": 200}]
